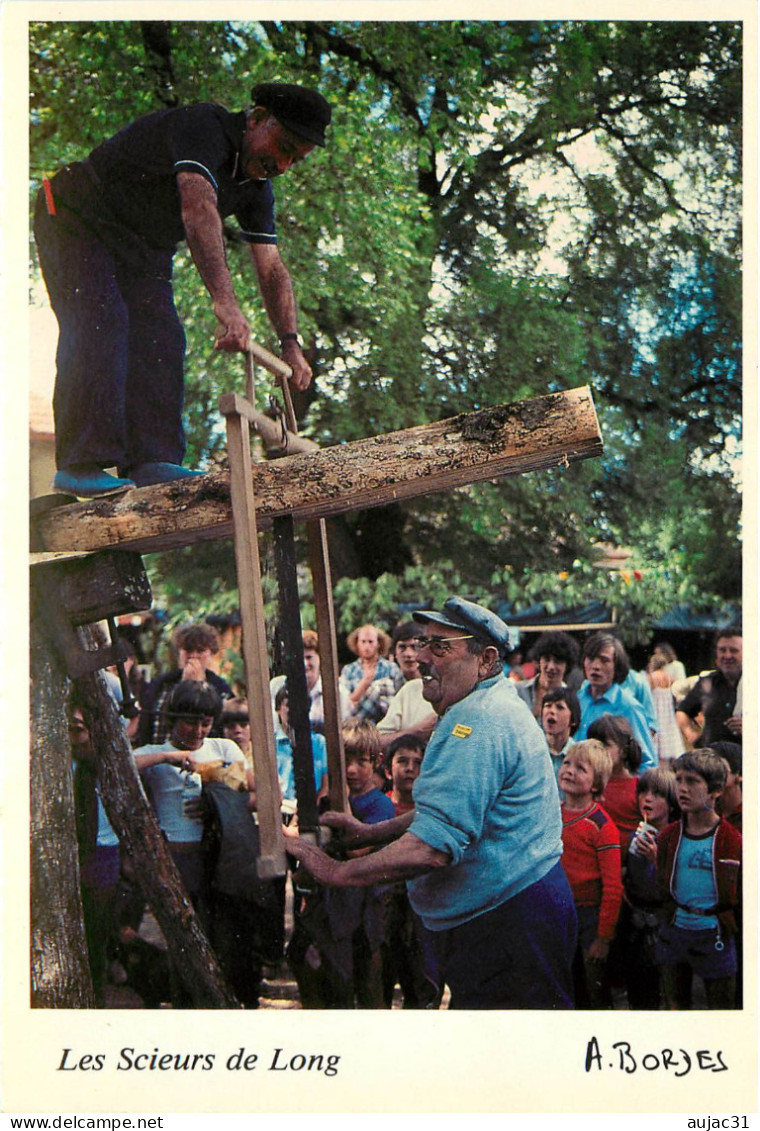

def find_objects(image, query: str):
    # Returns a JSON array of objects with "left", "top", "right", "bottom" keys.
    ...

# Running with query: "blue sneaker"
[
  {"left": 126, "top": 462, "right": 205, "bottom": 487},
  {"left": 53, "top": 466, "right": 136, "bottom": 498}
]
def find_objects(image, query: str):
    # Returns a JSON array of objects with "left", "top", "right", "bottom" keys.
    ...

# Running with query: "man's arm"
[
  {"left": 675, "top": 709, "right": 702, "bottom": 747},
  {"left": 319, "top": 807, "right": 415, "bottom": 847},
  {"left": 248, "top": 243, "right": 312, "bottom": 390},
  {"left": 133, "top": 748, "right": 191, "bottom": 771},
  {"left": 177, "top": 172, "right": 250, "bottom": 351},
  {"left": 285, "top": 830, "right": 449, "bottom": 887}
]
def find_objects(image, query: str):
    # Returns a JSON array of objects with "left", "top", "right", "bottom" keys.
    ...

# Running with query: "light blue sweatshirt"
[
  {"left": 408, "top": 674, "right": 563, "bottom": 930},
  {"left": 575, "top": 680, "right": 658, "bottom": 771}
]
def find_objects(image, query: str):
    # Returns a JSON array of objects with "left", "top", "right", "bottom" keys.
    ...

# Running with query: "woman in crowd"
[
  {"left": 133, "top": 679, "right": 257, "bottom": 1005},
  {"left": 646, "top": 652, "right": 685, "bottom": 765},
  {"left": 133, "top": 679, "right": 250, "bottom": 902}
]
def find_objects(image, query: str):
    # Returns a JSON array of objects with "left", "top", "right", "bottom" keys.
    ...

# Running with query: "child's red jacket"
[{"left": 656, "top": 818, "right": 742, "bottom": 936}]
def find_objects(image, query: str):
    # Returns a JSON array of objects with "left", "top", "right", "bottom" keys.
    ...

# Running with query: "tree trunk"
[{"left": 30, "top": 616, "right": 94, "bottom": 1008}]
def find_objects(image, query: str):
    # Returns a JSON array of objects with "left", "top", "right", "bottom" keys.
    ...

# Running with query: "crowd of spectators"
[{"left": 69, "top": 612, "right": 743, "bottom": 1011}]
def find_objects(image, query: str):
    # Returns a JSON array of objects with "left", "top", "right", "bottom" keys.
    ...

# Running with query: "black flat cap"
[{"left": 251, "top": 82, "right": 332, "bottom": 147}]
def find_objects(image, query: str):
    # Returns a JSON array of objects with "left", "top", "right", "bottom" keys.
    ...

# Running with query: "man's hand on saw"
[
  {"left": 213, "top": 298, "right": 251, "bottom": 353},
  {"left": 281, "top": 338, "right": 312, "bottom": 391}
]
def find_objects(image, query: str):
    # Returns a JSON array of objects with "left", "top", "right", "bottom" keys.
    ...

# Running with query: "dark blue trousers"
[
  {"left": 34, "top": 169, "right": 186, "bottom": 473},
  {"left": 431, "top": 861, "right": 578, "bottom": 1009}
]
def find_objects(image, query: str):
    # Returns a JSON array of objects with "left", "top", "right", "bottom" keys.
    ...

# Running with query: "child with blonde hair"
[
  {"left": 343, "top": 720, "right": 395, "bottom": 823},
  {"left": 558, "top": 739, "right": 622, "bottom": 1008}
]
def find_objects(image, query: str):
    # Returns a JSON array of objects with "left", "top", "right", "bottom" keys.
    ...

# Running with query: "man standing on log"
[
  {"left": 34, "top": 82, "right": 330, "bottom": 498},
  {"left": 285, "top": 597, "right": 578, "bottom": 1009}
]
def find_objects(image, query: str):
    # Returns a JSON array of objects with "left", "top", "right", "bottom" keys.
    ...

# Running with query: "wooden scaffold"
[{"left": 29, "top": 357, "right": 603, "bottom": 1007}]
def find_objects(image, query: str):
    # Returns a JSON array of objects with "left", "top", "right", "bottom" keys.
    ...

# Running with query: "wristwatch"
[{"left": 280, "top": 332, "right": 300, "bottom": 347}]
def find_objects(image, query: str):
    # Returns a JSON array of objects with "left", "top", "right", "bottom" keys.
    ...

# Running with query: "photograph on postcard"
[{"left": 5, "top": 2, "right": 757, "bottom": 1116}]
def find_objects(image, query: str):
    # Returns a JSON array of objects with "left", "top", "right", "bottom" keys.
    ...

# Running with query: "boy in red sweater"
[{"left": 558, "top": 739, "right": 623, "bottom": 1008}]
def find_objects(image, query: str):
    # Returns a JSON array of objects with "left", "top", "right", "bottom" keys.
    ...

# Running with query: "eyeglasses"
[{"left": 414, "top": 635, "right": 475, "bottom": 657}]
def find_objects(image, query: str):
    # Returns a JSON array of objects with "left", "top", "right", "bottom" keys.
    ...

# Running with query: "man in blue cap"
[
  {"left": 285, "top": 596, "right": 578, "bottom": 1009},
  {"left": 34, "top": 82, "right": 331, "bottom": 497}
]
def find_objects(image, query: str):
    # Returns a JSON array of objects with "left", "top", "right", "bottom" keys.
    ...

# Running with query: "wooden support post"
[
  {"left": 221, "top": 402, "right": 287, "bottom": 879},
  {"left": 307, "top": 520, "right": 347, "bottom": 813}
]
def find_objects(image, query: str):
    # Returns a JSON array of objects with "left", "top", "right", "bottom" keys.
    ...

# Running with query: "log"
[{"left": 31, "top": 387, "right": 602, "bottom": 556}]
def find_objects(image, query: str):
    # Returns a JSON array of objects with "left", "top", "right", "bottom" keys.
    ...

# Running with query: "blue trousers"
[
  {"left": 33, "top": 166, "right": 186, "bottom": 473},
  {"left": 431, "top": 861, "right": 578, "bottom": 1009}
]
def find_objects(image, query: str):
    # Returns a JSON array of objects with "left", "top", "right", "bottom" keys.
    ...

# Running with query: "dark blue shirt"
[
  {"left": 87, "top": 102, "right": 276, "bottom": 251},
  {"left": 350, "top": 787, "right": 396, "bottom": 825}
]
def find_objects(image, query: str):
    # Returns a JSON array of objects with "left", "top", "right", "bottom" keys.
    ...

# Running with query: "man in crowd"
[
  {"left": 34, "top": 82, "right": 330, "bottom": 497},
  {"left": 676, "top": 629, "right": 743, "bottom": 747},
  {"left": 390, "top": 621, "right": 424, "bottom": 682},
  {"left": 574, "top": 633, "right": 658, "bottom": 771},
  {"left": 285, "top": 596, "right": 578, "bottom": 1009}
]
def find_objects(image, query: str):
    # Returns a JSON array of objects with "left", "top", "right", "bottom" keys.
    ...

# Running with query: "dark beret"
[{"left": 251, "top": 82, "right": 331, "bottom": 147}]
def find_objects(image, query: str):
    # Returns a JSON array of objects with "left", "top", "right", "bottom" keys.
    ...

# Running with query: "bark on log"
[
  {"left": 31, "top": 387, "right": 602, "bottom": 556},
  {"left": 30, "top": 617, "right": 94, "bottom": 1007},
  {"left": 70, "top": 640, "right": 240, "bottom": 1008}
]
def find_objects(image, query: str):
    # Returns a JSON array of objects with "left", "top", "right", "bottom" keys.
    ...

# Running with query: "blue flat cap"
[{"left": 413, "top": 596, "right": 517, "bottom": 654}]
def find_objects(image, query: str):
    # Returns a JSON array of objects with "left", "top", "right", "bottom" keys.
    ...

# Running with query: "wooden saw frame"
[{"left": 29, "top": 349, "right": 603, "bottom": 1006}]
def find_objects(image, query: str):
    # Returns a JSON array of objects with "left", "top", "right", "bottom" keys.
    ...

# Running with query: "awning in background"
[{"left": 493, "top": 600, "right": 741, "bottom": 635}]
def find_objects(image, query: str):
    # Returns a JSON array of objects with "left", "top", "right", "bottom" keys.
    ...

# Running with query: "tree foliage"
[{"left": 29, "top": 19, "right": 742, "bottom": 639}]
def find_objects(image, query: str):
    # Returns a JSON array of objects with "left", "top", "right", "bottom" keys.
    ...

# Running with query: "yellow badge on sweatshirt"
[{"left": 451, "top": 724, "right": 472, "bottom": 738}]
